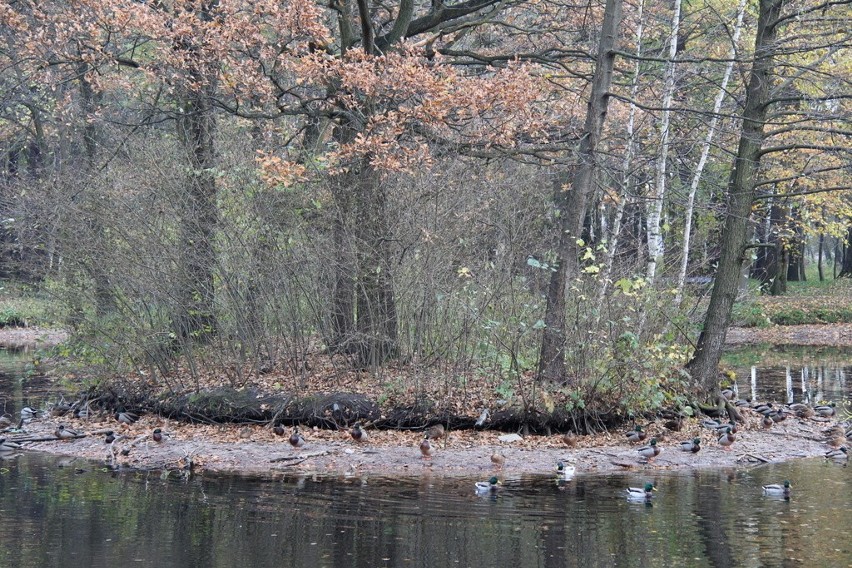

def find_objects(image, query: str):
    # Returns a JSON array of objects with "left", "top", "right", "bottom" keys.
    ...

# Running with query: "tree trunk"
[
  {"left": 353, "top": 161, "right": 398, "bottom": 368},
  {"left": 766, "top": 202, "right": 786, "bottom": 295},
  {"left": 538, "top": 0, "right": 623, "bottom": 382},
  {"left": 817, "top": 233, "right": 824, "bottom": 281},
  {"left": 646, "top": 0, "right": 681, "bottom": 283},
  {"left": 597, "top": 0, "right": 642, "bottom": 313},
  {"left": 685, "top": 0, "right": 784, "bottom": 391},
  {"left": 77, "top": 61, "right": 116, "bottom": 317},
  {"left": 840, "top": 226, "right": 852, "bottom": 277},
  {"left": 174, "top": 86, "right": 218, "bottom": 341},
  {"left": 675, "top": 0, "right": 747, "bottom": 304}
]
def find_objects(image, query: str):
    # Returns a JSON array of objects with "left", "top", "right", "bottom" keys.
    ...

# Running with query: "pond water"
[
  {"left": 1, "top": 347, "right": 851, "bottom": 567},
  {"left": 0, "top": 453, "right": 850, "bottom": 567},
  {"left": 722, "top": 346, "right": 852, "bottom": 404}
]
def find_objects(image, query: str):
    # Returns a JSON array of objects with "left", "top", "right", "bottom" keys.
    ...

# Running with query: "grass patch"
[
  {"left": 0, "top": 281, "right": 58, "bottom": 327},
  {"left": 732, "top": 278, "right": 852, "bottom": 327}
]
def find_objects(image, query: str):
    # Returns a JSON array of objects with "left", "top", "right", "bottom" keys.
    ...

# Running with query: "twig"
[
  {"left": 8, "top": 434, "right": 87, "bottom": 443},
  {"left": 741, "top": 453, "right": 770, "bottom": 463},
  {"left": 269, "top": 449, "right": 331, "bottom": 463}
]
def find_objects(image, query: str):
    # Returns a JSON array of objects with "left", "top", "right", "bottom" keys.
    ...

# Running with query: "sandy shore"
[{"left": 9, "top": 410, "right": 843, "bottom": 479}]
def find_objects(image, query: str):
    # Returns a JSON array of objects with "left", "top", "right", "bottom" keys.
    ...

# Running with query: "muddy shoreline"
[{"left": 9, "top": 410, "right": 842, "bottom": 480}]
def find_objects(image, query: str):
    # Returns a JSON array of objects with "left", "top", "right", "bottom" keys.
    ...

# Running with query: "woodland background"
[{"left": 0, "top": 0, "right": 850, "bottom": 421}]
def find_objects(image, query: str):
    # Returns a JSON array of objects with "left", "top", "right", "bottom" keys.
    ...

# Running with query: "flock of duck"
[
  {"left": 0, "top": 396, "right": 848, "bottom": 502},
  {"left": 478, "top": 398, "right": 847, "bottom": 500}
]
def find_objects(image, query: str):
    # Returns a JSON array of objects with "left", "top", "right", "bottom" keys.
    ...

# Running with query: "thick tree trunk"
[
  {"left": 538, "top": 0, "right": 623, "bottom": 382},
  {"left": 77, "top": 62, "right": 116, "bottom": 317},
  {"left": 766, "top": 203, "right": 786, "bottom": 295},
  {"left": 175, "top": 87, "right": 218, "bottom": 340},
  {"left": 685, "top": 0, "right": 784, "bottom": 391},
  {"left": 353, "top": 162, "right": 398, "bottom": 367},
  {"left": 840, "top": 226, "right": 852, "bottom": 277}
]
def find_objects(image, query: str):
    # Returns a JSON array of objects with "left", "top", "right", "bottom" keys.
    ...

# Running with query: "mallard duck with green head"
[
  {"left": 679, "top": 438, "right": 701, "bottom": 453},
  {"left": 475, "top": 476, "right": 501, "bottom": 494},
  {"left": 152, "top": 428, "right": 164, "bottom": 443},
  {"left": 718, "top": 426, "right": 735, "bottom": 450},
  {"left": 626, "top": 482, "right": 657, "bottom": 500},
  {"left": 626, "top": 425, "right": 647, "bottom": 443},
  {"left": 54, "top": 425, "right": 79, "bottom": 440},
  {"left": 762, "top": 480, "right": 791, "bottom": 497},
  {"left": 636, "top": 438, "right": 660, "bottom": 461},
  {"left": 556, "top": 460, "right": 576, "bottom": 480},
  {"left": 762, "top": 415, "right": 774, "bottom": 429}
]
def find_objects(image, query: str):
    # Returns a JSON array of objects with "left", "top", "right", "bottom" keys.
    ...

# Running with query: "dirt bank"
[
  {"left": 8, "top": 409, "right": 844, "bottom": 479},
  {"left": 0, "top": 326, "right": 68, "bottom": 349}
]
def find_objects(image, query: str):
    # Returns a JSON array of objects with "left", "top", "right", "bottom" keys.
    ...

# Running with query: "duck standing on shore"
[
  {"left": 289, "top": 426, "right": 306, "bottom": 449},
  {"left": 680, "top": 438, "right": 701, "bottom": 453},
  {"left": 54, "top": 425, "right": 80, "bottom": 440},
  {"left": 350, "top": 422, "right": 369, "bottom": 443},
  {"left": 815, "top": 402, "right": 836, "bottom": 418},
  {"left": 718, "top": 427, "right": 736, "bottom": 451},
  {"left": 115, "top": 411, "right": 139, "bottom": 425},
  {"left": 637, "top": 438, "right": 660, "bottom": 462},
  {"left": 419, "top": 434, "right": 434, "bottom": 459},
  {"left": 626, "top": 425, "right": 647, "bottom": 443}
]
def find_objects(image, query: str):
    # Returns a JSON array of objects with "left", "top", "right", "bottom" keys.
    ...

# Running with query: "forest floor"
[{"left": 1, "top": 324, "right": 849, "bottom": 479}]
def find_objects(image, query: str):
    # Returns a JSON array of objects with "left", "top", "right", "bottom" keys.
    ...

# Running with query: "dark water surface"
[{"left": 0, "top": 453, "right": 850, "bottom": 567}]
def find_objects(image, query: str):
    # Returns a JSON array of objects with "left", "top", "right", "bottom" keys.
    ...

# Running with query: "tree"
[
  {"left": 538, "top": 0, "right": 623, "bottom": 382},
  {"left": 687, "top": 0, "right": 852, "bottom": 390}
]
